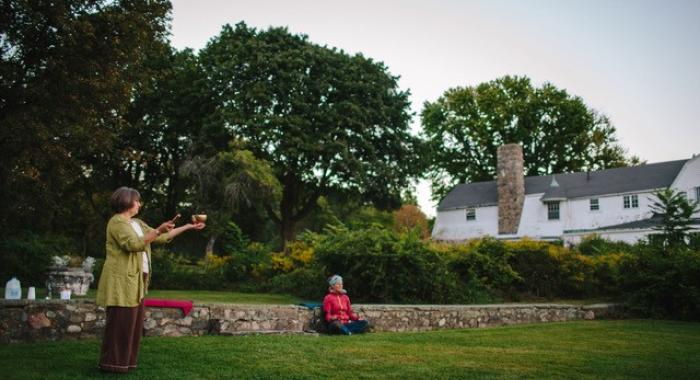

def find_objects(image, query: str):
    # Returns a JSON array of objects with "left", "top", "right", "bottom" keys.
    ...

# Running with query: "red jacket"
[{"left": 323, "top": 292, "right": 359, "bottom": 324}]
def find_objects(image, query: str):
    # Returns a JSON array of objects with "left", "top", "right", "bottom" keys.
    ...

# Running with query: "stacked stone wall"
[{"left": 0, "top": 300, "right": 625, "bottom": 343}]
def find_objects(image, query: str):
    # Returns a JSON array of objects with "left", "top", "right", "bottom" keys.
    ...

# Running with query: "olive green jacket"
[{"left": 96, "top": 214, "right": 170, "bottom": 307}]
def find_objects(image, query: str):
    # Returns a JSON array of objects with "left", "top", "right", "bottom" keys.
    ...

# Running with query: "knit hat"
[{"left": 328, "top": 275, "right": 343, "bottom": 286}]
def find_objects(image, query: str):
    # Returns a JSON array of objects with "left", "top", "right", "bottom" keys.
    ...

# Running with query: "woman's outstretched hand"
[
  {"left": 189, "top": 222, "right": 206, "bottom": 230},
  {"left": 157, "top": 221, "right": 176, "bottom": 234}
]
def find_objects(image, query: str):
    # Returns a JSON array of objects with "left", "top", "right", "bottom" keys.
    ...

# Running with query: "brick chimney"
[{"left": 497, "top": 144, "right": 525, "bottom": 235}]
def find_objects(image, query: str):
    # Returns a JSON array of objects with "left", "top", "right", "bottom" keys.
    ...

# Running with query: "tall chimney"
[{"left": 497, "top": 144, "right": 525, "bottom": 235}]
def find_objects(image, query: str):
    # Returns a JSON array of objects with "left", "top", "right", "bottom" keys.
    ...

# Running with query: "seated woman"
[{"left": 322, "top": 275, "right": 369, "bottom": 335}]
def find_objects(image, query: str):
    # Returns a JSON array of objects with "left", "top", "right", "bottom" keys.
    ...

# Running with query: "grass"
[
  {"left": 2, "top": 320, "right": 699, "bottom": 379},
  {"left": 144, "top": 289, "right": 300, "bottom": 304},
  {"left": 6, "top": 287, "right": 612, "bottom": 305},
  {"left": 3, "top": 288, "right": 301, "bottom": 304}
]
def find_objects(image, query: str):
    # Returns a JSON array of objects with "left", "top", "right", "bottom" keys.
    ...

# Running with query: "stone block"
[{"left": 27, "top": 313, "right": 51, "bottom": 329}]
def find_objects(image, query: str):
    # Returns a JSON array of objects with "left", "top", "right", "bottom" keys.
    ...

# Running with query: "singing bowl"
[{"left": 191, "top": 214, "right": 207, "bottom": 223}]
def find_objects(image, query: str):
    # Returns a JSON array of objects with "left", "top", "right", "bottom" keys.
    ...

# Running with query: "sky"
[{"left": 169, "top": 0, "right": 700, "bottom": 217}]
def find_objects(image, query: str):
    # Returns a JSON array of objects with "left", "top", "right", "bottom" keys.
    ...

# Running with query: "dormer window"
[
  {"left": 466, "top": 208, "right": 476, "bottom": 221},
  {"left": 546, "top": 202, "right": 560, "bottom": 220}
]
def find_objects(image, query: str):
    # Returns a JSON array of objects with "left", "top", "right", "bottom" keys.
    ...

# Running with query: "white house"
[{"left": 431, "top": 144, "right": 700, "bottom": 244}]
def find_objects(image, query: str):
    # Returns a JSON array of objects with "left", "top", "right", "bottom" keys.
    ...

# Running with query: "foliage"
[
  {"left": 223, "top": 242, "right": 273, "bottom": 284},
  {"left": 575, "top": 234, "right": 634, "bottom": 256},
  {"left": 147, "top": 249, "right": 228, "bottom": 291},
  {"left": 116, "top": 46, "right": 216, "bottom": 218},
  {"left": 434, "top": 238, "right": 521, "bottom": 301},
  {"left": 0, "top": 0, "right": 172, "bottom": 242},
  {"left": 271, "top": 240, "right": 315, "bottom": 273},
  {"left": 217, "top": 222, "right": 250, "bottom": 256},
  {"left": 314, "top": 226, "right": 465, "bottom": 303},
  {"left": 180, "top": 143, "right": 282, "bottom": 254},
  {"left": 649, "top": 188, "right": 700, "bottom": 248},
  {"left": 422, "top": 75, "right": 639, "bottom": 200},
  {"left": 620, "top": 244, "right": 700, "bottom": 320},
  {"left": 505, "top": 239, "right": 595, "bottom": 299},
  {"left": 0, "top": 232, "right": 76, "bottom": 286},
  {"left": 199, "top": 22, "right": 424, "bottom": 244},
  {"left": 587, "top": 252, "right": 628, "bottom": 297},
  {"left": 267, "top": 267, "right": 327, "bottom": 300},
  {"left": 393, "top": 204, "right": 430, "bottom": 239}
]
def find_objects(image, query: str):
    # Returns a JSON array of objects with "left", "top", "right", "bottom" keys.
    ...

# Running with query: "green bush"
[
  {"left": 506, "top": 239, "right": 593, "bottom": 299},
  {"left": 148, "top": 249, "right": 226, "bottom": 290},
  {"left": 576, "top": 235, "right": 634, "bottom": 256},
  {"left": 218, "top": 222, "right": 249, "bottom": 255},
  {"left": 0, "top": 232, "right": 76, "bottom": 286},
  {"left": 620, "top": 244, "right": 700, "bottom": 320},
  {"left": 268, "top": 267, "right": 327, "bottom": 300},
  {"left": 435, "top": 238, "right": 520, "bottom": 301},
  {"left": 314, "top": 226, "right": 466, "bottom": 303},
  {"left": 586, "top": 253, "right": 628, "bottom": 297},
  {"left": 224, "top": 242, "right": 272, "bottom": 284}
]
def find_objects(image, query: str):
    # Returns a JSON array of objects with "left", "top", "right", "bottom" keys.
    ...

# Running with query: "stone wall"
[{"left": 0, "top": 300, "right": 625, "bottom": 343}]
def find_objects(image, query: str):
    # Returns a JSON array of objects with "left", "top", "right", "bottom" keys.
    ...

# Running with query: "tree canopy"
[
  {"left": 199, "top": 23, "right": 424, "bottom": 244},
  {"left": 421, "top": 76, "right": 639, "bottom": 201},
  {"left": 0, "top": 0, "right": 171, "bottom": 242}
]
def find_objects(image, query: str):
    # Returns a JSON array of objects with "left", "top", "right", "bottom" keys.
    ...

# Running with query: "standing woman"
[{"left": 96, "top": 187, "right": 205, "bottom": 373}]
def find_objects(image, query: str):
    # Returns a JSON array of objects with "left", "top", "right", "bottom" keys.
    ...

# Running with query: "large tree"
[
  {"left": 199, "top": 23, "right": 423, "bottom": 245},
  {"left": 113, "top": 46, "right": 219, "bottom": 219},
  {"left": 422, "top": 76, "right": 639, "bottom": 201},
  {"left": 0, "top": 0, "right": 171, "bottom": 244}
]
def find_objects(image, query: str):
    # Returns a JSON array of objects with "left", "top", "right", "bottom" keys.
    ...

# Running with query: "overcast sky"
[{"left": 169, "top": 0, "right": 700, "bottom": 216}]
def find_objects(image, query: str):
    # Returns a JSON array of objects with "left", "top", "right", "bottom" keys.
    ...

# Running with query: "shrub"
[
  {"left": 224, "top": 242, "right": 272, "bottom": 284},
  {"left": 0, "top": 232, "right": 76, "bottom": 286},
  {"left": 587, "top": 252, "right": 628, "bottom": 296},
  {"left": 506, "top": 239, "right": 592, "bottom": 299},
  {"left": 268, "top": 267, "right": 327, "bottom": 300},
  {"left": 620, "top": 244, "right": 700, "bottom": 320},
  {"left": 149, "top": 249, "right": 195, "bottom": 290},
  {"left": 314, "top": 226, "right": 465, "bottom": 303},
  {"left": 218, "top": 221, "right": 249, "bottom": 255},
  {"left": 433, "top": 238, "right": 520, "bottom": 301},
  {"left": 270, "top": 240, "right": 315, "bottom": 274},
  {"left": 576, "top": 235, "right": 634, "bottom": 256}
]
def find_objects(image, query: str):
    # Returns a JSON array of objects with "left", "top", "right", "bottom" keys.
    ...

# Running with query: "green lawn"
[
  {"left": 2, "top": 320, "right": 699, "bottom": 379},
  {"left": 7, "top": 287, "right": 614, "bottom": 306}
]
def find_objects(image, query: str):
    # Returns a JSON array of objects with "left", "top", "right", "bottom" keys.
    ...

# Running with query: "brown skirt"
[{"left": 99, "top": 300, "right": 145, "bottom": 373}]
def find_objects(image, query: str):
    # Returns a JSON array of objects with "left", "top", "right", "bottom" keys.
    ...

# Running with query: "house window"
[
  {"left": 590, "top": 198, "right": 599, "bottom": 211},
  {"left": 623, "top": 194, "right": 638, "bottom": 209},
  {"left": 547, "top": 202, "right": 560, "bottom": 220},
  {"left": 696, "top": 187, "right": 700, "bottom": 202},
  {"left": 466, "top": 208, "right": 476, "bottom": 221}
]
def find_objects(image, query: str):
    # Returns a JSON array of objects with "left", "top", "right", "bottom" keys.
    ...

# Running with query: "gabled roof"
[
  {"left": 437, "top": 159, "right": 688, "bottom": 211},
  {"left": 541, "top": 177, "right": 567, "bottom": 201}
]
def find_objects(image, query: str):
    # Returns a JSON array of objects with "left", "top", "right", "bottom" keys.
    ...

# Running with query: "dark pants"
[
  {"left": 329, "top": 319, "right": 369, "bottom": 335},
  {"left": 99, "top": 301, "right": 145, "bottom": 373}
]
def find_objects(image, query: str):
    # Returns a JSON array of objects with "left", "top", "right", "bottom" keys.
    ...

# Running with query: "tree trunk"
[
  {"left": 205, "top": 235, "right": 216, "bottom": 256},
  {"left": 279, "top": 218, "right": 296, "bottom": 252}
]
